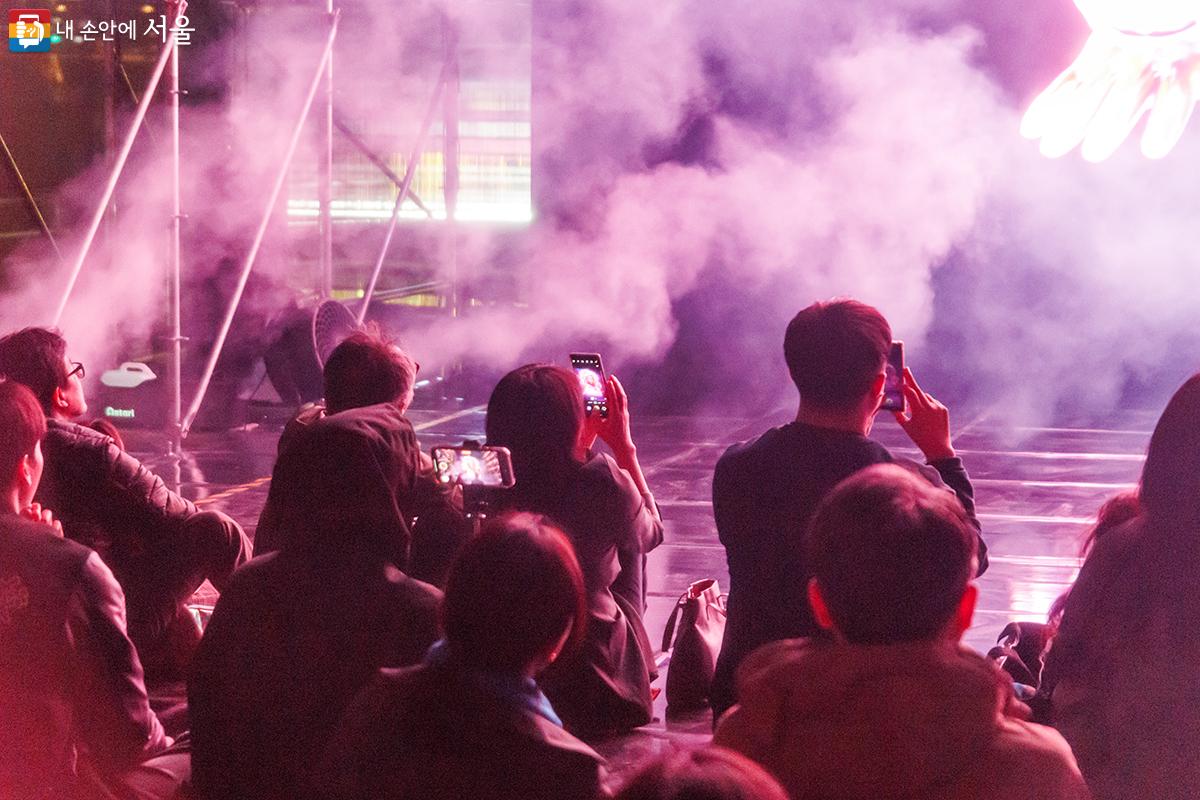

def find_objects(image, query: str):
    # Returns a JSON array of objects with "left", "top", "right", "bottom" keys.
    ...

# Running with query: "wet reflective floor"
[{"left": 125, "top": 403, "right": 1154, "bottom": 779}]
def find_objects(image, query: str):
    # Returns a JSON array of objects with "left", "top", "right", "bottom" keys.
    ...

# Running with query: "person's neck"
[
  {"left": 795, "top": 404, "right": 872, "bottom": 437},
  {"left": 48, "top": 409, "right": 71, "bottom": 423}
]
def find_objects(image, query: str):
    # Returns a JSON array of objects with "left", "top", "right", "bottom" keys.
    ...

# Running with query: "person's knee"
[{"left": 184, "top": 510, "right": 250, "bottom": 575}]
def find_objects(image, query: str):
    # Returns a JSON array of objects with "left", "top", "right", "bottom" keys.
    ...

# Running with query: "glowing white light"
[{"left": 1021, "top": 0, "right": 1200, "bottom": 161}]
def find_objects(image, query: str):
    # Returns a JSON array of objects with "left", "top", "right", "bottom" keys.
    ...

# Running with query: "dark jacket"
[
  {"left": 715, "top": 639, "right": 1089, "bottom": 800},
  {"left": 188, "top": 407, "right": 443, "bottom": 800},
  {"left": 710, "top": 421, "right": 985, "bottom": 717},
  {"left": 317, "top": 659, "right": 606, "bottom": 800},
  {"left": 36, "top": 419, "right": 200, "bottom": 561},
  {"left": 0, "top": 512, "right": 169, "bottom": 800},
  {"left": 1044, "top": 515, "right": 1200, "bottom": 800},
  {"left": 256, "top": 403, "right": 469, "bottom": 587},
  {"left": 496, "top": 452, "right": 664, "bottom": 734}
]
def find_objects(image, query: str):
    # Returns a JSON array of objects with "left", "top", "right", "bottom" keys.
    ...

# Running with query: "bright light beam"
[{"left": 1021, "top": 0, "right": 1200, "bottom": 162}]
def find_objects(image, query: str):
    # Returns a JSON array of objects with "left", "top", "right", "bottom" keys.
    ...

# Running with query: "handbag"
[{"left": 661, "top": 578, "right": 727, "bottom": 710}]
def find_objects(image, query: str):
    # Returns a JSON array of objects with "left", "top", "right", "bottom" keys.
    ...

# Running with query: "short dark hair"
[
  {"left": 485, "top": 364, "right": 584, "bottom": 488},
  {"left": 441, "top": 513, "right": 587, "bottom": 674},
  {"left": 614, "top": 747, "right": 789, "bottom": 800},
  {"left": 807, "top": 464, "right": 976, "bottom": 644},
  {"left": 783, "top": 300, "right": 891, "bottom": 409},
  {"left": 322, "top": 327, "right": 418, "bottom": 415},
  {"left": 0, "top": 327, "right": 69, "bottom": 413},
  {"left": 0, "top": 380, "right": 47, "bottom": 482}
]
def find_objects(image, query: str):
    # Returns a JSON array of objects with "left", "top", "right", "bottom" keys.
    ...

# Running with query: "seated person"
[
  {"left": 715, "top": 464, "right": 1087, "bottom": 800},
  {"left": 486, "top": 364, "right": 663, "bottom": 734},
  {"left": 256, "top": 327, "right": 466, "bottom": 587},
  {"left": 0, "top": 380, "right": 186, "bottom": 800},
  {"left": 710, "top": 299, "right": 986, "bottom": 717},
  {"left": 188, "top": 404, "right": 442, "bottom": 800},
  {"left": 317, "top": 513, "right": 605, "bottom": 800},
  {"left": 1042, "top": 374, "right": 1200, "bottom": 800},
  {"left": 613, "top": 747, "right": 788, "bottom": 800},
  {"left": 0, "top": 327, "right": 251, "bottom": 677}
]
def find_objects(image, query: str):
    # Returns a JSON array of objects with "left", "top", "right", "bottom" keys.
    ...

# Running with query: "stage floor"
[{"left": 127, "top": 402, "right": 1153, "bottom": 779}]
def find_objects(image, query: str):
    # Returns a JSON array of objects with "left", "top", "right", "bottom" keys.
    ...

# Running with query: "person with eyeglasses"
[{"left": 0, "top": 327, "right": 252, "bottom": 684}]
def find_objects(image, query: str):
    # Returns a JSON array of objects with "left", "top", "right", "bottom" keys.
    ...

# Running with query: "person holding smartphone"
[
  {"left": 709, "top": 299, "right": 987, "bottom": 721},
  {"left": 485, "top": 364, "right": 663, "bottom": 735}
]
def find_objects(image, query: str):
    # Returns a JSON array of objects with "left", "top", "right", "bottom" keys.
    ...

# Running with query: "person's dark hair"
[
  {"left": 1081, "top": 490, "right": 1140, "bottom": 556},
  {"left": 323, "top": 326, "right": 418, "bottom": 415},
  {"left": 0, "top": 327, "right": 69, "bottom": 413},
  {"left": 441, "top": 513, "right": 587, "bottom": 674},
  {"left": 485, "top": 364, "right": 584, "bottom": 491},
  {"left": 0, "top": 380, "right": 47, "bottom": 482},
  {"left": 613, "top": 747, "right": 789, "bottom": 800},
  {"left": 807, "top": 463, "right": 976, "bottom": 644},
  {"left": 783, "top": 300, "right": 891, "bottom": 409},
  {"left": 1140, "top": 374, "right": 1200, "bottom": 532}
]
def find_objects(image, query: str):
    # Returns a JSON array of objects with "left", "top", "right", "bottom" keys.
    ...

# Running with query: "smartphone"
[
  {"left": 431, "top": 446, "right": 516, "bottom": 488},
  {"left": 880, "top": 341, "right": 907, "bottom": 414},
  {"left": 569, "top": 352, "right": 609, "bottom": 419}
]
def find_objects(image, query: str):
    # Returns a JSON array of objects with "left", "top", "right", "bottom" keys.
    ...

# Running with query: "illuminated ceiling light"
[
  {"left": 1021, "top": 0, "right": 1200, "bottom": 161},
  {"left": 141, "top": 4, "right": 155, "bottom": 13}
]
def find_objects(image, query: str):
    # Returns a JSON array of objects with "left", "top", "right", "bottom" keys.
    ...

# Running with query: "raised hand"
[{"left": 893, "top": 367, "right": 956, "bottom": 462}]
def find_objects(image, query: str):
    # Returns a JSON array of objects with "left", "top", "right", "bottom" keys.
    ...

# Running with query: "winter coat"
[{"left": 714, "top": 638, "right": 1089, "bottom": 800}]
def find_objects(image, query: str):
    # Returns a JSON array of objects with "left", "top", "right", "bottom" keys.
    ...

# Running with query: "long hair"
[
  {"left": 485, "top": 364, "right": 584, "bottom": 496},
  {"left": 1140, "top": 374, "right": 1200, "bottom": 535}
]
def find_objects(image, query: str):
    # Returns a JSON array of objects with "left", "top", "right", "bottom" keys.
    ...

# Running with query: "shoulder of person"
[
  {"left": 44, "top": 418, "right": 112, "bottom": 454},
  {"left": 1, "top": 514, "right": 93, "bottom": 567},
  {"left": 986, "top": 715, "right": 1089, "bottom": 797}
]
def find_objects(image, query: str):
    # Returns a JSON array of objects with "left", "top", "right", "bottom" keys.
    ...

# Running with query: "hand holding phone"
[{"left": 892, "top": 367, "right": 956, "bottom": 462}]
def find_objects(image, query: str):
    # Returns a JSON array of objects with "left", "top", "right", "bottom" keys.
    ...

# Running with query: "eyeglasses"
[{"left": 67, "top": 362, "right": 85, "bottom": 380}]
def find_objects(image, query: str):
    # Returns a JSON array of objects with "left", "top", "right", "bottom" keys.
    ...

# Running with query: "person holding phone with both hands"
[{"left": 486, "top": 363, "right": 664, "bottom": 735}]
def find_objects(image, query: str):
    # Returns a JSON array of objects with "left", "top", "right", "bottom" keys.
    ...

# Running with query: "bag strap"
[{"left": 661, "top": 591, "right": 690, "bottom": 652}]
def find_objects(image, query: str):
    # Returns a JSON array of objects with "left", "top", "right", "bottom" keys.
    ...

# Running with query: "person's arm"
[
  {"left": 589, "top": 375, "right": 659, "bottom": 517},
  {"left": 67, "top": 552, "right": 170, "bottom": 766},
  {"left": 893, "top": 367, "right": 988, "bottom": 574},
  {"left": 100, "top": 438, "right": 198, "bottom": 530}
]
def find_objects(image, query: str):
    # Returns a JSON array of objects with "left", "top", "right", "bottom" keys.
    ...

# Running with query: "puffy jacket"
[
  {"left": 715, "top": 639, "right": 1089, "bottom": 800},
  {"left": 35, "top": 419, "right": 198, "bottom": 561},
  {"left": 0, "top": 512, "right": 169, "bottom": 800}
]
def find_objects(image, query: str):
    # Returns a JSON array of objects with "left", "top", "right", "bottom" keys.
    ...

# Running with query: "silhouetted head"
[
  {"left": 613, "top": 747, "right": 789, "bottom": 800},
  {"left": 323, "top": 326, "right": 419, "bottom": 415},
  {"left": 1140, "top": 374, "right": 1200, "bottom": 533},
  {"left": 0, "top": 380, "right": 47, "bottom": 511},
  {"left": 807, "top": 463, "right": 977, "bottom": 645},
  {"left": 441, "top": 513, "right": 587, "bottom": 675},
  {"left": 486, "top": 364, "right": 584, "bottom": 490},
  {"left": 784, "top": 300, "right": 891, "bottom": 412}
]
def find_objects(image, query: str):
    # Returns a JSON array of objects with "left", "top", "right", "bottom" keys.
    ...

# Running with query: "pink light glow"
[{"left": 1021, "top": 0, "right": 1200, "bottom": 161}]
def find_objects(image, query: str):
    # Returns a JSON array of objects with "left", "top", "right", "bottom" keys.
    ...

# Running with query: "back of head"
[
  {"left": 807, "top": 463, "right": 976, "bottom": 644},
  {"left": 269, "top": 405, "right": 411, "bottom": 565},
  {"left": 1141, "top": 374, "right": 1200, "bottom": 534},
  {"left": 485, "top": 364, "right": 584, "bottom": 491},
  {"left": 0, "top": 328, "right": 68, "bottom": 414},
  {"left": 0, "top": 380, "right": 46, "bottom": 485},
  {"left": 441, "top": 513, "right": 587, "bottom": 674},
  {"left": 323, "top": 327, "right": 418, "bottom": 415},
  {"left": 784, "top": 300, "right": 891, "bottom": 409},
  {"left": 613, "top": 747, "right": 789, "bottom": 800}
]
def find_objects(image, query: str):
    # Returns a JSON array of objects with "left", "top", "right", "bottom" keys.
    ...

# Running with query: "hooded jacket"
[
  {"left": 188, "top": 406, "right": 442, "bottom": 800},
  {"left": 714, "top": 639, "right": 1089, "bottom": 800}
]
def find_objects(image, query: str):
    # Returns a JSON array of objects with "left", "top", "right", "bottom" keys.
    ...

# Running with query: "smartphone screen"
[
  {"left": 569, "top": 352, "right": 609, "bottom": 419},
  {"left": 880, "top": 341, "right": 906, "bottom": 414},
  {"left": 432, "top": 446, "right": 515, "bottom": 488}
]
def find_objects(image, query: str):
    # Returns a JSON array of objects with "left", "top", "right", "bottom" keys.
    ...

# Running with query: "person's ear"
[
  {"left": 51, "top": 385, "right": 70, "bottom": 414},
  {"left": 18, "top": 452, "right": 36, "bottom": 493},
  {"left": 808, "top": 578, "right": 836, "bottom": 632},
  {"left": 870, "top": 371, "right": 886, "bottom": 403},
  {"left": 948, "top": 583, "right": 978, "bottom": 641}
]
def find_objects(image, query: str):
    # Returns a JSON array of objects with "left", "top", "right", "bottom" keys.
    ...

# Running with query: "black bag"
[{"left": 661, "top": 579, "right": 727, "bottom": 710}]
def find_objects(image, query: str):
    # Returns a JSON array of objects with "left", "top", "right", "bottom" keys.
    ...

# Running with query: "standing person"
[
  {"left": 715, "top": 465, "right": 1087, "bottom": 800},
  {"left": 486, "top": 364, "right": 663, "bottom": 734},
  {"left": 188, "top": 407, "right": 442, "bottom": 800},
  {"left": 1043, "top": 374, "right": 1200, "bottom": 800},
  {"left": 0, "top": 327, "right": 251, "bottom": 678},
  {"left": 317, "top": 514, "right": 605, "bottom": 800},
  {"left": 709, "top": 299, "right": 986, "bottom": 717},
  {"left": 0, "top": 380, "right": 185, "bottom": 800}
]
